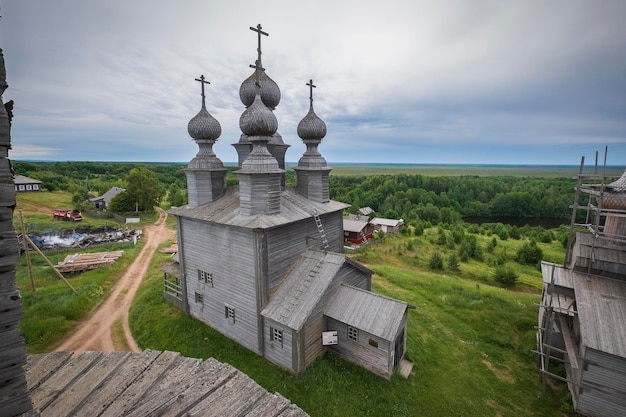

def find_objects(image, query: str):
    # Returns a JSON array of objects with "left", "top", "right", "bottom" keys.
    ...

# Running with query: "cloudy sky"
[{"left": 1, "top": 0, "right": 625, "bottom": 166}]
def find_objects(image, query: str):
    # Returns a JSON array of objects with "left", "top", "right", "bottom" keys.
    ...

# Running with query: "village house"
[
  {"left": 13, "top": 174, "right": 42, "bottom": 192},
  {"left": 370, "top": 217, "right": 404, "bottom": 234},
  {"left": 343, "top": 217, "right": 374, "bottom": 245},
  {"left": 537, "top": 165, "right": 626, "bottom": 417},
  {"left": 164, "top": 25, "right": 410, "bottom": 379},
  {"left": 88, "top": 186, "right": 125, "bottom": 210}
]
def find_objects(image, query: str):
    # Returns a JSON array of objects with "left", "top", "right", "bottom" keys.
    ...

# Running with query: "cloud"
[{"left": 1, "top": 0, "right": 625, "bottom": 165}]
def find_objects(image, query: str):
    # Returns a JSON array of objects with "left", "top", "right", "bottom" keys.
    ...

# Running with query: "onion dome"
[
  {"left": 239, "top": 71, "right": 281, "bottom": 109},
  {"left": 603, "top": 168, "right": 626, "bottom": 210},
  {"left": 187, "top": 104, "right": 221, "bottom": 140},
  {"left": 297, "top": 104, "right": 327, "bottom": 141},
  {"left": 239, "top": 94, "right": 278, "bottom": 138}
]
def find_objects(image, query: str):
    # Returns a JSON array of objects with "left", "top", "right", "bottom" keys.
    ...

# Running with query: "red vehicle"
[{"left": 53, "top": 209, "right": 83, "bottom": 221}]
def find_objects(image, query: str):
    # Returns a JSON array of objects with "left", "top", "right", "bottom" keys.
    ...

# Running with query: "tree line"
[{"left": 13, "top": 161, "right": 580, "bottom": 221}]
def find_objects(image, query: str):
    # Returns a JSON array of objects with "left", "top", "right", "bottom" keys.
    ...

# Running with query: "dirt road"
[{"left": 56, "top": 208, "right": 176, "bottom": 353}]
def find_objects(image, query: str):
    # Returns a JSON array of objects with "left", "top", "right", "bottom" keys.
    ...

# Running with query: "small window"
[
  {"left": 198, "top": 270, "right": 213, "bottom": 286},
  {"left": 369, "top": 338, "right": 379, "bottom": 348},
  {"left": 348, "top": 326, "right": 358, "bottom": 341},
  {"left": 225, "top": 305, "right": 235, "bottom": 323},
  {"left": 33, "top": 184, "right": 40, "bottom": 190},
  {"left": 195, "top": 292, "right": 203, "bottom": 304},
  {"left": 270, "top": 327, "right": 283, "bottom": 347}
]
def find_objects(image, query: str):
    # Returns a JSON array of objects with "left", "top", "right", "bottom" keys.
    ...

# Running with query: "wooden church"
[{"left": 164, "top": 25, "right": 409, "bottom": 379}]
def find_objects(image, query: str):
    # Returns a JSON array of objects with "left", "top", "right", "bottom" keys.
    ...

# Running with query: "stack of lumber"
[{"left": 55, "top": 251, "right": 124, "bottom": 273}]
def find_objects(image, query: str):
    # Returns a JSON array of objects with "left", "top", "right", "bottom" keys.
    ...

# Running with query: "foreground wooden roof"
[{"left": 24, "top": 350, "right": 308, "bottom": 417}]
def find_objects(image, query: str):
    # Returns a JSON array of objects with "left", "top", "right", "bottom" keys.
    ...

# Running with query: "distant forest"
[{"left": 13, "top": 161, "right": 580, "bottom": 224}]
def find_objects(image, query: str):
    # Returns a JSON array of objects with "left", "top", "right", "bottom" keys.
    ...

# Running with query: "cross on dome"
[
  {"left": 249, "top": 60, "right": 265, "bottom": 88},
  {"left": 250, "top": 24, "right": 268, "bottom": 65},
  {"left": 194, "top": 75, "right": 211, "bottom": 106},
  {"left": 306, "top": 79, "right": 316, "bottom": 105}
]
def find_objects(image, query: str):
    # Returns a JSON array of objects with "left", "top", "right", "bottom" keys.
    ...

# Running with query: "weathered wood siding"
[
  {"left": 326, "top": 317, "right": 393, "bottom": 379},
  {"left": 263, "top": 320, "right": 294, "bottom": 371},
  {"left": 577, "top": 348, "right": 626, "bottom": 417},
  {"left": 299, "top": 263, "right": 372, "bottom": 371},
  {"left": 180, "top": 218, "right": 261, "bottom": 354},
  {"left": 25, "top": 350, "right": 309, "bottom": 416},
  {"left": 266, "top": 211, "right": 344, "bottom": 294}
]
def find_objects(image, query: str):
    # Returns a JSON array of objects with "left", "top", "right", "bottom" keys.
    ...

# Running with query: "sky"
[{"left": 1, "top": 0, "right": 625, "bottom": 166}]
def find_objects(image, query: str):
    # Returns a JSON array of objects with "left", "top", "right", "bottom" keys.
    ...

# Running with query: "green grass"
[
  {"left": 18, "top": 241, "right": 144, "bottom": 353},
  {"left": 319, "top": 163, "right": 625, "bottom": 178},
  {"left": 129, "top": 235, "right": 574, "bottom": 417}
]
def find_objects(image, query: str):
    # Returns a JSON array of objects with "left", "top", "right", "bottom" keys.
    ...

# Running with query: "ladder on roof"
[
  {"left": 313, "top": 209, "right": 330, "bottom": 250},
  {"left": 282, "top": 192, "right": 330, "bottom": 250}
]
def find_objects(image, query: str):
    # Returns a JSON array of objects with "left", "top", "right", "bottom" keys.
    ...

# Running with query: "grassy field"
[
  {"left": 128, "top": 230, "right": 574, "bottom": 417},
  {"left": 14, "top": 191, "right": 154, "bottom": 352},
  {"left": 14, "top": 190, "right": 575, "bottom": 416},
  {"left": 318, "top": 163, "right": 625, "bottom": 178}
]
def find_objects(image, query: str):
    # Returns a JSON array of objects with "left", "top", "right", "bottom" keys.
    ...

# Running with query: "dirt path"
[{"left": 55, "top": 207, "right": 176, "bottom": 353}]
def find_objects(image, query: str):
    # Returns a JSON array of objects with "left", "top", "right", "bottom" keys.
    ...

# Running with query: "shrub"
[
  {"left": 429, "top": 252, "right": 444, "bottom": 270},
  {"left": 448, "top": 253, "right": 460, "bottom": 272},
  {"left": 494, "top": 265, "right": 519, "bottom": 286},
  {"left": 516, "top": 240, "right": 543, "bottom": 265}
]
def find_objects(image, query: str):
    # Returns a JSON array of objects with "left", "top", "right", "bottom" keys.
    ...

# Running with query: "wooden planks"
[
  {"left": 54, "top": 251, "right": 124, "bottom": 273},
  {"left": 24, "top": 350, "right": 309, "bottom": 417}
]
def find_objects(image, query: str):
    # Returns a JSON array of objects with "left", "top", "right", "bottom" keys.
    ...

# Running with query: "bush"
[
  {"left": 516, "top": 240, "right": 543, "bottom": 265},
  {"left": 494, "top": 265, "right": 519, "bottom": 286},
  {"left": 448, "top": 253, "right": 460, "bottom": 272},
  {"left": 429, "top": 252, "right": 444, "bottom": 270}
]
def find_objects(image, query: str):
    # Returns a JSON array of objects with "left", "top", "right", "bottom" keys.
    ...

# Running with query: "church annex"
[{"left": 164, "top": 25, "right": 409, "bottom": 379}]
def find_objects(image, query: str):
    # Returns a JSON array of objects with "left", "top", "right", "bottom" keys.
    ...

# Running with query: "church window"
[
  {"left": 195, "top": 292, "right": 203, "bottom": 304},
  {"left": 348, "top": 326, "right": 358, "bottom": 341},
  {"left": 198, "top": 270, "right": 213, "bottom": 286},
  {"left": 270, "top": 327, "right": 283, "bottom": 347},
  {"left": 225, "top": 305, "right": 235, "bottom": 323}
]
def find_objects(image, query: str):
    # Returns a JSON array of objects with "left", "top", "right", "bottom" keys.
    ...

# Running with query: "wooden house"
[
  {"left": 88, "top": 186, "right": 125, "bottom": 210},
  {"left": 165, "top": 31, "right": 409, "bottom": 379},
  {"left": 13, "top": 174, "right": 42, "bottom": 192},
  {"left": 537, "top": 166, "right": 626, "bottom": 417},
  {"left": 370, "top": 217, "right": 404, "bottom": 234},
  {"left": 343, "top": 217, "right": 373, "bottom": 244}
]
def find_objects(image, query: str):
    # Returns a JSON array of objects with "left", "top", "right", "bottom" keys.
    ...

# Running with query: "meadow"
[{"left": 14, "top": 189, "right": 576, "bottom": 416}]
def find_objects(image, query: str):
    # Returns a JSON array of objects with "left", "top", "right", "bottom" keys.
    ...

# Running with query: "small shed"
[
  {"left": 88, "top": 186, "right": 125, "bottom": 210},
  {"left": 324, "top": 284, "right": 409, "bottom": 379},
  {"left": 343, "top": 218, "right": 374, "bottom": 244},
  {"left": 13, "top": 174, "right": 42, "bottom": 192},
  {"left": 359, "top": 206, "right": 374, "bottom": 218},
  {"left": 370, "top": 217, "right": 404, "bottom": 234}
]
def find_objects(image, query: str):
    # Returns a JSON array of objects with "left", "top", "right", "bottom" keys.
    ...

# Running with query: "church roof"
[
  {"left": 169, "top": 186, "right": 348, "bottom": 229},
  {"left": 325, "top": 285, "right": 408, "bottom": 341},
  {"left": 261, "top": 250, "right": 347, "bottom": 331}
]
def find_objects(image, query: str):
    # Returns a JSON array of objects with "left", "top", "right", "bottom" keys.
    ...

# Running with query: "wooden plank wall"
[
  {"left": 577, "top": 348, "right": 626, "bottom": 417},
  {"left": 181, "top": 219, "right": 261, "bottom": 354},
  {"left": 263, "top": 320, "right": 294, "bottom": 371},
  {"left": 0, "top": 46, "right": 34, "bottom": 416},
  {"left": 326, "top": 317, "right": 392, "bottom": 379}
]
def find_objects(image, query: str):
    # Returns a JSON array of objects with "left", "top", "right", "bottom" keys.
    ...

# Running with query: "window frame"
[
  {"left": 225, "top": 305, "right": 235, "bottom": 323},
  {"left": 347, "top": 326, "right": 358, "bottom": 341},
  {"left": 270, "top": 326, "right": 283, "bottom": 347}
]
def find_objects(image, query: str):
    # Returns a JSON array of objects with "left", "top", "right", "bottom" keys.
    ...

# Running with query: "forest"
[{"left": 13, "top": 161, "right": 581, "bottom": 224}]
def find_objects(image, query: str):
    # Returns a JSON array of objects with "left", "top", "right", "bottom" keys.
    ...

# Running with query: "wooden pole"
[
  {"left": 18, "top": 210, "right": 36, "bottom": 296},
  {"left": 23, "top": 234, "right": 77, "bottom": 293}
]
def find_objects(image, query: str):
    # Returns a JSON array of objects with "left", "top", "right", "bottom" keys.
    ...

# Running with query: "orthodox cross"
[
  {"left": 249, "top": 60, "right": 265, "bottom": 87},
  {"left": 250, "top": 24, "right": 268, "bottom": 64},
  {"left": 194, "top": 75, "right": 210, "bottom": 105},
  {"left": 307, "top": 79, "right": 316, "bottom": 105}
]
